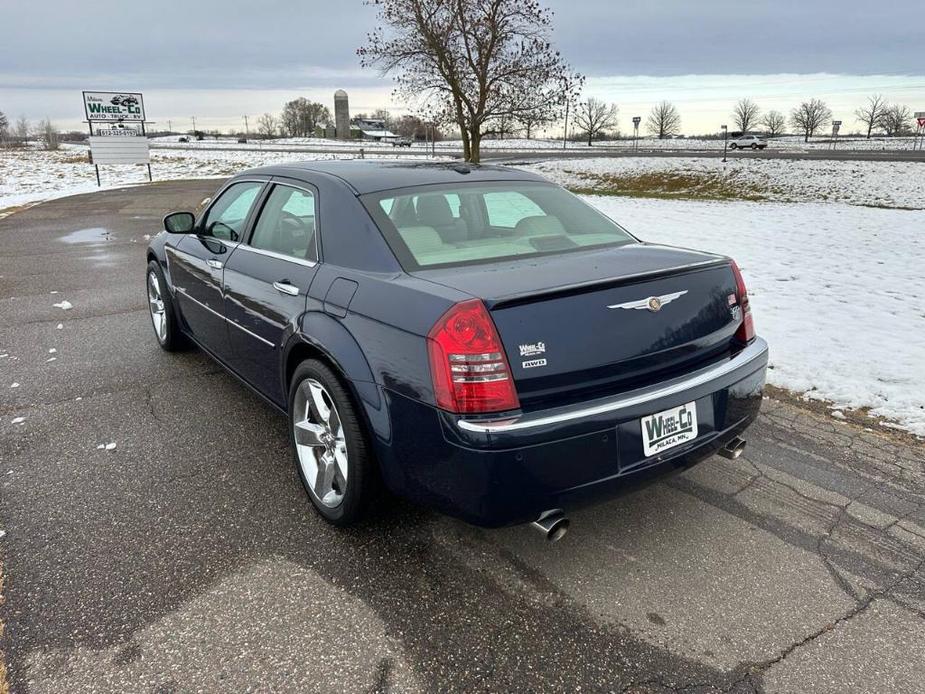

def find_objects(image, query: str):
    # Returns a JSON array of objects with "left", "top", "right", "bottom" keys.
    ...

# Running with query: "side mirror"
[{"left": 164, "top": 211, "right": 196, "bottom": 234}]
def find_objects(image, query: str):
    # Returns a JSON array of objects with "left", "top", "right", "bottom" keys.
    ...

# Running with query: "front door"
[
  {"left": 166, "top": 180, "right": 264, "bottom": 358},
  {"left": 223, "top": 182, "right": 320, "bottom": 406}
]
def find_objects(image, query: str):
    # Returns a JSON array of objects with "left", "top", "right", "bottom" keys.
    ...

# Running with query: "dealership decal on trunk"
[
  {"left": 608, "top": 290, "right": 688, "bottom": 312},
  {"left": 518, "top": 341, "right": 546, "bottom": 357}
]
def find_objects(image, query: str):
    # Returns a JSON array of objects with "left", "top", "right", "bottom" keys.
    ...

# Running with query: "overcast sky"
[{"left": 1, "top": 0, "right": 922, "bottom": 133}]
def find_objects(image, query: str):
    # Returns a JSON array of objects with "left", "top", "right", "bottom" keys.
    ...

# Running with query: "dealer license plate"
[{"left": 641, "top": 401, "right": 698, "bottom": 457}]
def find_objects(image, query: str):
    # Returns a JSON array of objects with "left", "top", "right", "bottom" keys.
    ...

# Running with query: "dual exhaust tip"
[{"left": 530, "top": 437, "right": 747, "bottom": 542}]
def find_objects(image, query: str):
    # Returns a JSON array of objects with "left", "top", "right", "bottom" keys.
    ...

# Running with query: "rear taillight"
[
  {"left": 730, "top": 260, "right": 755, "bottom": 343},
  {"left": 427, "top": 299, "right": 520, "bottom": 414}
]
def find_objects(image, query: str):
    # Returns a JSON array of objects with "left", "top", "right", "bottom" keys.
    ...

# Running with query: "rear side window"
[
  {"left": 249, "top": 185, "right": 317, "bottom": 262},
  {"left": 363, "top": 182, "right": 636, "bottom": 270}
]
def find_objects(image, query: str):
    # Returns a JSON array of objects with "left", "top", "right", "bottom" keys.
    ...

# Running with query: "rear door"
[
  {"left": 166, "top": 180, "right": 264, "bottom": 358},
  {"left": 222, "top": 180, "right": 320, "bottom": 406}
]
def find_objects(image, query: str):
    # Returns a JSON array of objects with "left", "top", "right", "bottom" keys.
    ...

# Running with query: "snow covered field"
[
  {"left": 1, "top": 146, "right": 923, "bottom": 434},
  {"left": 0, "top": 145, "right": 441, "bottom": 212},
  {"left": 585, "top": 196, "right": 925, "bottom": 436},
  {"left": 527, "top": 156, "right": 924, "bottom": 209}
]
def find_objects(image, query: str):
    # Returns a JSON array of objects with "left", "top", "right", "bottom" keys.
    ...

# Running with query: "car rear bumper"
[{"left": 374, "top": 337, "right": 768, "bottom": 527}]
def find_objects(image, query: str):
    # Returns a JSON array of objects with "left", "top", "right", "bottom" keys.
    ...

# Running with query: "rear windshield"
[{"left": 361, "top": 182, "right": 636, "bottom": 270}]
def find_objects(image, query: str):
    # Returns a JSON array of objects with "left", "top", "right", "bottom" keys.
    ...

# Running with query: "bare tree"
[
  {"left": 759, "top": 110, "right": 786, "bottom": 137},
  {"left": 573, "top": 98, "right": 618, "bottom": 146},
  {"left": 358, "top": 0, "right": 581, "bottom": 163},
  {"left": 516, "top": 109, "right": 550, "bottom": 139},
  {"left": 646, "top": 101, "right": 681, "bottom": 139},
  {"left": 732, "top": 98, "right": 761, "bottom": 133},
  {"left": 0, "top": 110, "right": 8, "bottom": 143},
  {"left": 16, "top": 116, "right": 29, "bottom": 142},
  {"left": 281, "top": 98, "right": 330, "bottom": 137},
  {"left": 877, "top": 103, "right": 912, "bottom": 137},
  {"left": 854, "top": 94, "right": 886, "bottom": 139},
  {"left": 257, "top": 113, "right": 277, "bottom": 139},
  {"left": 38, "top": 118, "right": 59, "bottom": 150},
  {"left": 790, "top": 99, "right": 831, "bottom": 142}
]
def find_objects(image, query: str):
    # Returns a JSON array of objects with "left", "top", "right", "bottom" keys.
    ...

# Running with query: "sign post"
[
  {"left": 831, "top": 120, "right": 842, "bottom": 150},
  {"left": 721, "top": 124, "right": 728, "bottom": 163},
  {"left": 82, "top": 91, "right": 151, "bottom": 185},
  {"left": 632, "top": 116, "right": 641, "bottom": 151},
  {"left": 914, "top": 112, "right": 925, "bottom": 152}
]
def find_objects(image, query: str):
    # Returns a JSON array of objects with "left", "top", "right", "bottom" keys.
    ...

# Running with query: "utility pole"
[
  {"left": 167, "top": 119, "right": 172, "bottom": 134},
  {"left": 632, "top": 116, "right": 641, "bottom": 151},
  {"left": 191, "top": 116, "right": 197, "bottom": 133},
  {"left": 243, "top": 115, "right": 249, "bottom": 136},
  {"left": 562, "top": 100, "right": 569, "bottom": 150}
]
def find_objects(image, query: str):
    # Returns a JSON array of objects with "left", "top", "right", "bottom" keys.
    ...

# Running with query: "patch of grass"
[{"left": 564, "top": 170, "right": 785, "bottom": 203}]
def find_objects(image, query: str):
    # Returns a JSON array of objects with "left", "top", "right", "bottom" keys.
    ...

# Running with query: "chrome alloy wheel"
[
  {"left": 147, "top": 271, "right": 167, "bottom": 344},
  {"left": 293, "top": 378, "right": 348, "bottom": 508}
]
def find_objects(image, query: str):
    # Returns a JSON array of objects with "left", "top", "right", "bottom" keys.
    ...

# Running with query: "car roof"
[{"left": 240, "top": 159, "right": 549, "bottom": 195}]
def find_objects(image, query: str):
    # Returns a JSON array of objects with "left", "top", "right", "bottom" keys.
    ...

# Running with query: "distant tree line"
[{"left": 0, "top": 113, "right": 60, "bottom": 150}]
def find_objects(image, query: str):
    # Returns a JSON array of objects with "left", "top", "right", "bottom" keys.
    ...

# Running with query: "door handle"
[
  {"left": 273, "top": 281, "right": 300, "bottom": 296},
  {"left": 207, "top": 259, "right": 223, "bottom": 269}
]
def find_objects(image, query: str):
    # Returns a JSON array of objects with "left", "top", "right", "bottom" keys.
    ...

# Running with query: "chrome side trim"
[
  {"left": 175, "top": 287, "right": 224, "bottom": 320},
  {"left": 457, "top": 337, "right": 769, "bottom": 434},
  {"left": 176, "top": 288, "right": 277, "bottom": 348},
  {"left": 234, "top": 243, "right": 318, "bottom": 268},
  {"left": 226, "top": 318, "right": 275, "bottom": 347}
]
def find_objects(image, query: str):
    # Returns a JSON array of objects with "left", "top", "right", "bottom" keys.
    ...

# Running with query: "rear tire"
[
  {"left": 751, "top": 143, "right": 759, "bottom": 150},
  {"left": 288, "top": 359, "right": 379, "bottom": 526},
  {"left": 729, "top": 143, "right": 737, "bottom": 150},
  {"left": 146, "top": 260, "right": 185, "bottom": 351}
]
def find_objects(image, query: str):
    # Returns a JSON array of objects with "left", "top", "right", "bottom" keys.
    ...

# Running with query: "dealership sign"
[{"left": 83, "top": 91, "right": 146, "bottom": 122}]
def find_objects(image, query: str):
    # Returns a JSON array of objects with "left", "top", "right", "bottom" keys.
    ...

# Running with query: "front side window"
[
  {"left": 202, "top": 181, "right": 263, "bottom": 241},
  {"left": 364, "top": 182, "right": 636, "bottom": 270},
  {"left": 249, "top": 185, "right": 317, "bottom": 262}
]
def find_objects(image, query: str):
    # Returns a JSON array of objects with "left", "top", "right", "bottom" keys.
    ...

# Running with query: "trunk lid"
[{"left": 412, "top": 244, "right": 742, "bottom": 410}]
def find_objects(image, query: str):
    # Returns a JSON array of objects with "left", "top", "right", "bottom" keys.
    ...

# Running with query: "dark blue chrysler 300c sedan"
[{"left": 146, "top": 160, "right": 768, "bottom": 539}]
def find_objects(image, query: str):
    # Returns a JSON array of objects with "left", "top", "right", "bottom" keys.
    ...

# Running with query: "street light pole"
[{"left": 721, "top": 124, "right": 728, "bottom": 163}]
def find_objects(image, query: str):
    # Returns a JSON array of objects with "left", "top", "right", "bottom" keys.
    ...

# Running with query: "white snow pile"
[
  {"left": 584, "top": 195, "right": 925, "bottom": 436},
  {"left": 528, "top": 157, "right": 923, "bottom": 210},
  {"left": 52, "top": 300, "right": 73, "bottom": 310}
]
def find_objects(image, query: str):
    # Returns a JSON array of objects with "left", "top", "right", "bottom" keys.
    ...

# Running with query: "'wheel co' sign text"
[{"left": 83, "top": 91, "right": 146, "bottom": 122}]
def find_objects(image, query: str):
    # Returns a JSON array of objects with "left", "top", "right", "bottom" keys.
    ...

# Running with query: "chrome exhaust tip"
[
  {"left": 718, "top": 436, "right": 747, "bottom": 460},
  {"left": 532, "top": 509, "right": 570, "bottom": 543}
]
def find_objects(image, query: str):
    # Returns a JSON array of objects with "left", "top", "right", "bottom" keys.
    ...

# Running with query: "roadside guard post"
[
  {"left": 915, "top": 112, "right": 925, "bottom": 152},
  {"left": 82, "top": 91, "right": 152, "bottom": 186}
]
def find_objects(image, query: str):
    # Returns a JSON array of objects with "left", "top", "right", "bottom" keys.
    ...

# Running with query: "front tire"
[
  {"left": 289, "top": 359, "right": 378, "bottom": 526},
  {"left": 146, "top": 260, "right": 185, "bottom": 351},
  {"left": 729, "top": 143, "right": 737, "bottom": 150},
  {"left": 751, "top": 143, "right": 759, "bottom": 150}
]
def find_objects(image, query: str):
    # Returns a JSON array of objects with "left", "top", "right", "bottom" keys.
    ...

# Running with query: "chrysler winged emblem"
[{"left": 608, "top": 290, "right": 688, "bottom": 313}]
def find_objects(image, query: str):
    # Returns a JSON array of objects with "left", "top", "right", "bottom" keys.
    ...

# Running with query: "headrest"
[
  {"left": 514, "top": 215, "right": 566, "bottom": 237},
  {"left": 415, "top": 195, "right": 454, "bottom": 227}
]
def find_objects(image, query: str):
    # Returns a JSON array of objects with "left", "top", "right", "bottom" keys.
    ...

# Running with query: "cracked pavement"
[{"left": 1, "top": 181, "right": 923, "bottom": 693}]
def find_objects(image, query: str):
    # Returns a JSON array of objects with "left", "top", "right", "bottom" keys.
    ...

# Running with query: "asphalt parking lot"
[{"left": 1, "top": 181, "right": 924, "bottom": 694}]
